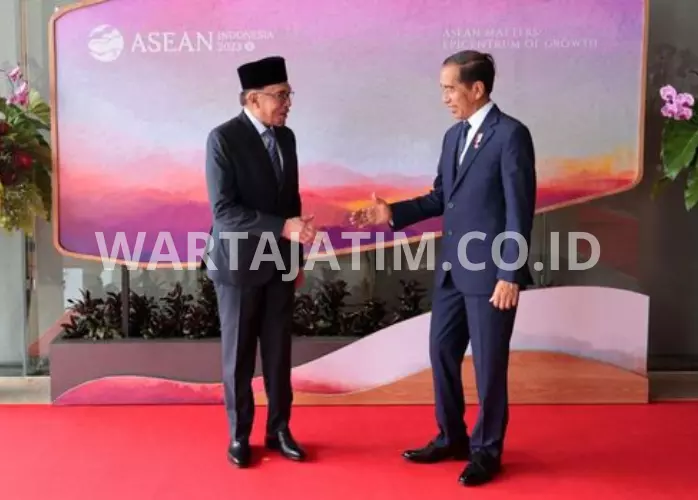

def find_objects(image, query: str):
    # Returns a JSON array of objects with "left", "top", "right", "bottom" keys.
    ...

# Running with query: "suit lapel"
[
  {"left": 450, "top": 105, "right": 500, "bottom": 198},
  {"left": 444, "top": 127, "right": 460, "bottom": 190}
]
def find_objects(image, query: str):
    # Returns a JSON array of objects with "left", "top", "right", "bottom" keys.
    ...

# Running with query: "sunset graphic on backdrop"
[{"left": 51, "top": 0, "right": 646, "bottom": 266}]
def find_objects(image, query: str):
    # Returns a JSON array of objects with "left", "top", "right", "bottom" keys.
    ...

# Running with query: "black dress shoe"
[
  {"left": 402, "top": 438, "right": 470, "bottom": 463},
  {"left": 458, "top": 452, "right": 501, "bottom": 486},
  {"left": 227, "top": 440, "right": 251, "bottom": 468},
  {"left": 265, "top": 430, "right": 306, "bottom": 461}
]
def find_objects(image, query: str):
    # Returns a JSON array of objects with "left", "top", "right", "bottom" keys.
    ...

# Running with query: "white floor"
[{"left": 0, "top": 377, "right": 50, "bottom": 404}]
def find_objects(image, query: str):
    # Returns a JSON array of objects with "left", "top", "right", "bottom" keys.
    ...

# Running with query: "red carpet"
[{"left": 1, "top": 403, "right": 697, "bottom": 499}]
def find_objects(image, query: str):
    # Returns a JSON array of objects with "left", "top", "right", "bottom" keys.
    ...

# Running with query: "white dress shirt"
[{"left": 459, "top": 100, "right": 495, "bottom": 165}]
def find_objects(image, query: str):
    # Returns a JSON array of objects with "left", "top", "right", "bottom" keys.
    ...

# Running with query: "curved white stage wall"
[{"left": 53, "top": 287, "right": 649, "bottom": 405}]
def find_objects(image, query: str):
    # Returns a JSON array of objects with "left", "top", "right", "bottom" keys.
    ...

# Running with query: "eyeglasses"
[{"left": 257, "top": 90, "right": 294, "bottom": 102}]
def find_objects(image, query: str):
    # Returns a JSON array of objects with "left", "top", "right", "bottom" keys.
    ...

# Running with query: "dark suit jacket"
[
  {"left": 204, "top": 111, "right": 303, "bottom": 286},
  {"left": 390, "top": 104, "right": 537, "bottom": 295}
]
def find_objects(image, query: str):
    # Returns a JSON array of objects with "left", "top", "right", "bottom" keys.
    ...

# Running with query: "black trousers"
[{"left": 214, "top": 273, "right": 295, "bottom": 441}]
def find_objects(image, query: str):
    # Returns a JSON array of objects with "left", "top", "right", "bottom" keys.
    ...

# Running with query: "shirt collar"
[
  {"left": 243, "top": 107, "right": 271, "bottom": 136},
  {"left": 464, "top": 100, "right": 495, "bottom": 130}
]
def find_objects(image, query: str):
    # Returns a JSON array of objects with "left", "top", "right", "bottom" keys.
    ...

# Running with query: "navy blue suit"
[{"left": 390, "top": 103, "right": 536, "bottom": 458}]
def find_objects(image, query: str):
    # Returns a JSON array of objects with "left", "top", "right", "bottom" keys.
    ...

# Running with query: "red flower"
[
  {"left": 13, "top": 151, "right": 32, "bottom": 169},
  {"left": 0, "top": 121, "right": 9, "bottom": 135}
]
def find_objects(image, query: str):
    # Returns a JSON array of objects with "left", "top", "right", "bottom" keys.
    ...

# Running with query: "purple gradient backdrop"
[{"left": 52, "top": 0, "right": 647, "bottom": 265}]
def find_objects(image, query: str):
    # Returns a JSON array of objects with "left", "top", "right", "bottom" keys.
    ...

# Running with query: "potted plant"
[
  {"left": 50, "top": 273, "right": 225, "bottom": 401},
  {"left": 653, "top": 83, "right": 698, "bottom": 210},
  {"left": 0, "top": 65, "right": 52, "bottom": 234},
  {"left": 49, "top": 272, "right": 429, "bottom": 403}
]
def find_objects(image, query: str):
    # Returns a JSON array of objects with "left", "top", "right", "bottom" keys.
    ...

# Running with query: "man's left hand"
[{"left": 489, "top": 280, "right": 519, "bottom": 310}]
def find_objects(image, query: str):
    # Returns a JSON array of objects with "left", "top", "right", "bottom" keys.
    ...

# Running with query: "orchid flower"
[
  {"left": 1, "top": 65, "right": 31, "bottom": 108},
  {"left": 660, "top": 84, "right": 695, "bottom": 121}
]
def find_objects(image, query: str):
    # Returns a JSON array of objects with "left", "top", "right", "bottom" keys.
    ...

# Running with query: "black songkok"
[{"left": 237, "top": 56, "right": 288, "bottom": 90}]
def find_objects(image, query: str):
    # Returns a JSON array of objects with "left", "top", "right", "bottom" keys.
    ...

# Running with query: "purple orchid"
[
  {"left": 7, "top": 81, "right": 29, "bottom": 107},
  {"left": 1, "top": 65, "right": 30, "bottom": 108},
  {"left": 660, "top": 85, "right": 695, "bottom": 121},
  {"left": 7, "top": 66, "right": 22, "bottom": 82}
]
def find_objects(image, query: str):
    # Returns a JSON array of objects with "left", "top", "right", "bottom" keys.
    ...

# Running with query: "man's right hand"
[
  {"left": 282, "top": 215, "right": 316, "bottom": 244},
  {"left": 349, "top": 192, "right": 392, "bottom": 228}
]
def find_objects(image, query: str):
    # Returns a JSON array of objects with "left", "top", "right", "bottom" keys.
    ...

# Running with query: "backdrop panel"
[
  {"left": 50, "top": 0, "right": 647, "bottom": 267},
  {"left": 47, "top": 0, "right": 649, "bottom": 405}
]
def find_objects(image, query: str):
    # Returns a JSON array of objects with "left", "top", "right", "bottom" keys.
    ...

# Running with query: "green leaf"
[
  {"left": 651, "top": 175, "right": 672, "bottom": 201},
  {"left": 25, "top": 115, "right": 50, "bottom": 131},
  {"left": 33, "top": 167, "right": 52, "bottom": 219},
  {"left": 661, "top": 119, "right": 698, "bottom": 180},
  {"left": 27, "top": 90, "right": 51, "bottom": 125},
  {"left": 685, "top": 166, "right": 698, "bottom": 211},
  {"left": 9, "top": 130, "right": 37, "bottom": 149},
  {"left": 30, "top": 103, "right": 50, "bottom": 125},
  {"left": 4, "top": 105, "right": 20, "bottom": 123},
  {"left": 28, "top": 89, "right": 42, "bottom": 107},
  {"left": 35, "top": 132, "right": 50, "bottom": 148}
]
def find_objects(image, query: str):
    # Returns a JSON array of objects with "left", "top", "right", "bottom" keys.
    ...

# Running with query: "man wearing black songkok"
[{"left": 204, "top": 55, "right": 315, "bottom": 468}]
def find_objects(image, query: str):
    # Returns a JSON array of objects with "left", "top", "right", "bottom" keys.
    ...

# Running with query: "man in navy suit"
[{"left": 350, "top": 50, "right": 536, "bottom": 486}]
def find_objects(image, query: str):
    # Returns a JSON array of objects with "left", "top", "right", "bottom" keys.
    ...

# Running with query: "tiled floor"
[
  {"left": 0, "top": 377, "right": 50, "bottom": 404},
  {"left": 0, "top": 373, "right": 696, "bottom": 405}
]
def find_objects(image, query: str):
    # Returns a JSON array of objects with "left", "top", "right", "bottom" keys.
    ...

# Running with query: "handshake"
[
  {"left": 349, "top": 192, "right": 392, "bottom": 228},
  {"left": 282, "top": 214, "right": 317, "bottom": 245},
  {"left": 282, "top": 192, "right": 393, "bottom": 245}
]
